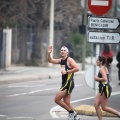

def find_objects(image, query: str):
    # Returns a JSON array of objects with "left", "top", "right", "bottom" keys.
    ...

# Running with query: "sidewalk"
[
  {"left": 0, "top": 64, "right": 85, "bottom": 84},
  {"left": 0, "top": 56, "right": 117, "bottom": 84},
  {"left": 0, "top": 57, "right": 119, "bottom": 119}
]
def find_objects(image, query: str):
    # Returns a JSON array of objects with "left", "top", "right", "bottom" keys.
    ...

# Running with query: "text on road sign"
[
  {"left": 88, "top": 16, "right": 120, "bottom": 29},
  {"left": 88, "top": 32, "right": 120, "bottom": 43}
]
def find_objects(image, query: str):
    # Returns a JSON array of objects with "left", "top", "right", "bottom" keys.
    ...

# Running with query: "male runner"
[{"left": 48, "top": 46, "right": 79, "bottom": 120}]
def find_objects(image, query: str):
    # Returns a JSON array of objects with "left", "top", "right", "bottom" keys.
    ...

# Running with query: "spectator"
[{"left": 101, "top": 44, "right": 113, "bottom": 84}]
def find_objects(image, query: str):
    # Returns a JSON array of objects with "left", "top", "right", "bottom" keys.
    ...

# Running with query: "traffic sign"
[
  {"left": 88, "top": 0, "right": 112, "bottom": 15},
  {"left": 88, "top": 16, "right": 120, "bottom": 29},
  {"left": 88, "top": 32, "right": 120, "bottom": 43},
  {"left": 85, "top": 65, "right": 99, "bottom": 90}
]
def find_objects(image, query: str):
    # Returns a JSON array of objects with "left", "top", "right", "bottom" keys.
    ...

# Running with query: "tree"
[{"left": 0, "top": 0, "right": 84, "bottom": 65}]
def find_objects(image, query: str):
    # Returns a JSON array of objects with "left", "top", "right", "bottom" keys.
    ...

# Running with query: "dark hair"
[
  {"left": 98, "top": 56, "right": 106, "bottom": 65},
  {"left": 98, "top": 55, "right": 113, "bottom": 66},
  {"left": 106, "top": 56, "right": 113, "bottom": 66}
]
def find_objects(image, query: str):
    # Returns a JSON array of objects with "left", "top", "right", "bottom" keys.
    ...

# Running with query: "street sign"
[
  {"left": 88, "top": 0, "right": 112, "bottom": 15},
  {"left": 85, "top": 65, "right": 99, "bottom": 90},
  {"left": 88, "top": 32, "right": 120, "bottom": 43},
  {"left": 88, "top": 16, "right": 120, "bottom": 29}
]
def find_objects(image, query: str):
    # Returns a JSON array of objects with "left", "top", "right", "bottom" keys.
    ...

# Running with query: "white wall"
[{"left": 2, "top": 29, "right": 12, "bottom": 68}]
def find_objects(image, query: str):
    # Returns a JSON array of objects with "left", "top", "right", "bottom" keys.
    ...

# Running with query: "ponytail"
[
  {"left": 98, "top": 55, "right": 113, "bottom": 66},
  {"left": 105, "top": 56, "right": 113, "bottom": 67}
]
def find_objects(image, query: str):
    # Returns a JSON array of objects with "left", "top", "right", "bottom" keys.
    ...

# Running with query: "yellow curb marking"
[{"left": 74, "top": 105, "right": 118, "bottom": 117}]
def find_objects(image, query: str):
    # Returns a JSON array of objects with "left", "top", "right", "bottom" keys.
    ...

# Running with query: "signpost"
[
  {"left": 88, "top": 16, "right": 120, "bottom": 29},
  {"left": 87, "top": 0, "right": 119, "bottom": 96},
  {"left": 88, "top": 0, "right": 112, "bottom": 15},
  {"left": 88, "top": 32, "right": 120, "bottom": 43}
]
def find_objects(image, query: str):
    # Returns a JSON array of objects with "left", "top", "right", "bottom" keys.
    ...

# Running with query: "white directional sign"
[
  {"left": 88, "top": 16, "right": 120, "bottom": 29},
  {"left": 88, "top": 32, "right": 120, "bottom": 43}
]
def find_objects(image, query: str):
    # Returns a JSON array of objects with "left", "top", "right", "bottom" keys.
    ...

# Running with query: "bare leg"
[
  {"left": 94, "top": 93, "right": 102, "bottom": 120},
  {"left": 101, "top": 93, "right": 119, "bottom": 116},
  {"left": 54, "top": 89, "right": 72, "bottom": 112},
  {"left": 63, "top": 92, "right": 74, "bottom": 110}
]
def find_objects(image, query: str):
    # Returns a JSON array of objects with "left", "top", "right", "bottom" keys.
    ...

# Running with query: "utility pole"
[
  {"left": 49, "top": 0, "right": 54, "bottom": 66},
  {"left": 49, "top": 0, "right": 54, "bottom": 57},
  {"left": 82, "top": 0, "right": 87, "bottom": 70}
]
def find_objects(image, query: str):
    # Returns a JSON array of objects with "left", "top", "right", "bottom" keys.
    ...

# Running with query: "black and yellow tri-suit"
[
  {"left": 98, "top": 71, "right": 112, "bottom": 98},
  {"left": 60, "top": 57, "right": 74, "bottom": 94}
]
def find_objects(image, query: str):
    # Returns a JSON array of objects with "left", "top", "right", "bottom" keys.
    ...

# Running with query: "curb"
[
  {"left": 0, "top": 73, "right": 61, "bottom": 85},
  {"left": 74, "top": 105, "right": 117, "bottom": 117}
]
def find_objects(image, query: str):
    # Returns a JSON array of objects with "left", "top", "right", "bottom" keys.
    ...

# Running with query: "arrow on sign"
[
  {"left": 88, "top": 16, "right": 120, "bottom": 29},
  {"left": 88, "top": 32, "right": 120, "bottom": 43}
]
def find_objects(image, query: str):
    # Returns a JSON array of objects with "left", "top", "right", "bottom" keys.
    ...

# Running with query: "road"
[
  {"left": 0, "top": 72, "right": 92, "bottom": 120},
  {"left": 0, "top": 66, "right": 120, "bottom": 120}
]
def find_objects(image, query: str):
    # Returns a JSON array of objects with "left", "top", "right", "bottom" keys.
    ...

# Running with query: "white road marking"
[
  {"left": 111, "top": 85, "right": 116, "bottom": 88},
  {"left": 50, "top": 91, "right": 120, "bottom": 118},
  {"left": 61, "top": 115, "right": 68, "bottom": 118},
  {"left": 7, "top": 117, "right": 33, "bottom": 119},
  {"left": 0, "top": 114, "right": 6, "bottom": 117},
  {"left": 50, "top": 106, "right": 60, "bottom": 118},
  {"left": 112, "top": 91, "right": 120, "bottom": 96},
  {"left": 29, "top": 88, "right": 59, "bottom": 94},
  {"left": 8, "top": 84, "right": 45, "bottom": 88},
  {"left": 9, "top": 87, "right": 59, "bottom": 97},
  {"left": 71, "top": 96, "right": 94, "bottom": 103},
  {"left": 8, "top": 84, "right": 82, "bottom": 97}
]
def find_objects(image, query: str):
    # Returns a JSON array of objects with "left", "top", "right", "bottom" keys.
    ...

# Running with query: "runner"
[
  {"left": 94, "top": 56, "right": 120, "bottom": 120},
  {"left": 48, "top": 46, "right": 79, "bottom": 120}
]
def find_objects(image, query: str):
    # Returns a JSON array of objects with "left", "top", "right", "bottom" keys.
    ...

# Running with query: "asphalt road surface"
[{"left": 0, "top": 66, "right": 120, "bottom": 120}]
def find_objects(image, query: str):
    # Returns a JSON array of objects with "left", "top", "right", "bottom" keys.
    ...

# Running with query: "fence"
[{"left": 11, "top": 27, "right": 65, "bottom": 66}]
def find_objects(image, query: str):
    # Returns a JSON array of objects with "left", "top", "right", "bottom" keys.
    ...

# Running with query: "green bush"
[{"left": 71, "top": 32, "right": 91, "bottom": 62}]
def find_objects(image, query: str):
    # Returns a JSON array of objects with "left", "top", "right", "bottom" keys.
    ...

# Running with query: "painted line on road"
[
  {"left": 0, "top": 114, "right": 6, "bottom": 117},
  {"left": 8, "top": 87, "right": 59, "bottom": 97},
  {"left": 50, "top": 106, "right": 60, "bottom": 118},
  {"left": 0, "top": 115, "right": 6, "bottom": 116},
  {"left": 8, "top": 84, "right": 46, "bottom": 88},
  {"left": 111, "top": 91, "right": 120, "bottom": 96},
  {"left": 7, "top": 117, "right": 33, "bottom": 119},
  {"left": 8, "top": 84, "right": 82, "bottom": 97},
  {"left": 29, "top": 88, "right": 59, "bottom": 94}
]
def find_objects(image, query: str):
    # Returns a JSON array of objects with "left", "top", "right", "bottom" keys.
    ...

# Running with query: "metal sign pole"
[{"left": 95, "top": 44, "right": 100, "bottom": 96}]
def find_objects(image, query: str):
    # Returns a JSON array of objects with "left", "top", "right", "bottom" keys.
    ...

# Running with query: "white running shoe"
[
  {"left": 68, "top": 112, "right": 75, "bottom": 120},
  {"left": 74, "top": 115, "right": 80, "bottom": 120}
]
